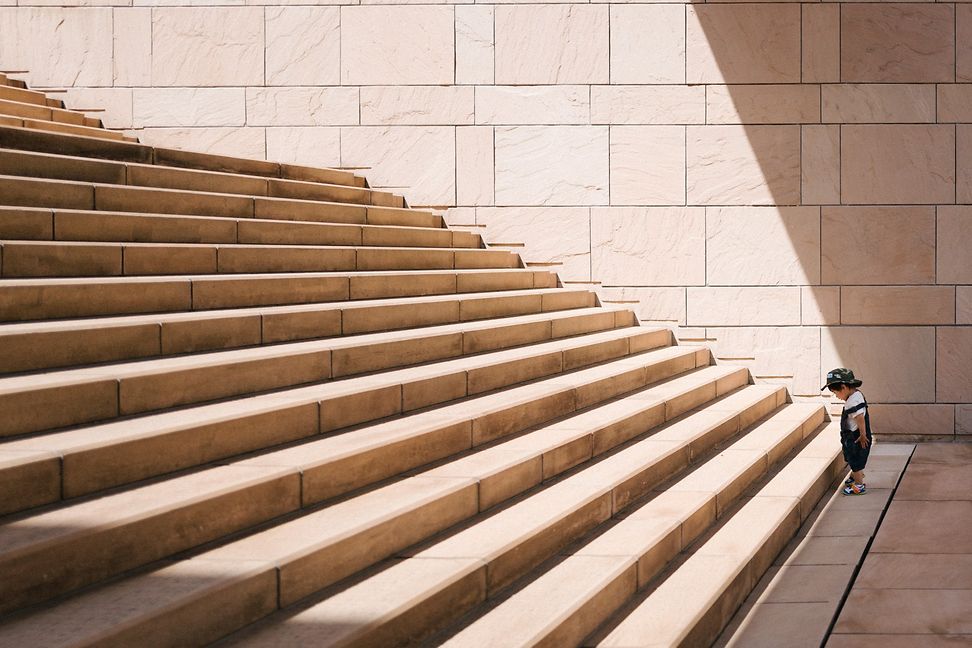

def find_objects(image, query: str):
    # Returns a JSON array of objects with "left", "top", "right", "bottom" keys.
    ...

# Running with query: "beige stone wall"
[{"left": 2, "top": 1, "right": 970, "bottom": 436}]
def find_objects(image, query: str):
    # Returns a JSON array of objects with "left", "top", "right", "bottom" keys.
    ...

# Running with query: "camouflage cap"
[{"left": 821, "top": 367, "right": 863, "bottom": 391}]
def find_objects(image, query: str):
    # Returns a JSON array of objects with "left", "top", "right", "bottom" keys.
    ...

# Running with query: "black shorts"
[{"left": 841, "top": 431, "right": 871, "bottom": 472}]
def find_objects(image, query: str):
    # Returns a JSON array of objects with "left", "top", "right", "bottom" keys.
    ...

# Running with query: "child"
[{"left": 821, "top": 368, "right": 872, "bottom": 495}]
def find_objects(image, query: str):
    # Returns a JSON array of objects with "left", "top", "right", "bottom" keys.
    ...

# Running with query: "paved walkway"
[
  {"left": 829, "top": 443, "right": 972, "bottom": 646},
  {"left": 718, "top": 443, "right": 915, "bottom": 647}
]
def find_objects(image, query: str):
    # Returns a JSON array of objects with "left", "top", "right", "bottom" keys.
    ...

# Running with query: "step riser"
[
  {"left": 0, "top": 317, "right": 638, "bottom": 439},
  {"left": 0, "top": 125, "right": 365, "bottom": 187},
  {"left": 0, "top": 290, "right": 593, "bottom": 374},
  {"left": 0, "top": 244, "right": 518, "bottom": 278},
  {"left": 0, "top": 208, "right": 479, "bottom": 249},
  {"left": 0, "top": 177, "right": 435, "bottom": 229},
  {"left": 0, "top": 270, "right": 555, "bottom": 322}
]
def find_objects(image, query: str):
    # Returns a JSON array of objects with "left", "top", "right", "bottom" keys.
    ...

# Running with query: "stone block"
[
  {"left": 803, "top": 4, "right": 839, "bottom": 83},
  {"left": 959, "top": 287, "right": 972, "bottom": 325},
  {"left": 590, "top": 207, "right": 705, "bottom": 286},
  {"left": 686, "top": 125, "right": 800, "bottom": 205},
  {"left": 705, "top": 85, "right": 819, "bottom": 124},
  {"left": 802, "top": 125, "right": 839, "bottom": 205},
  {"left": 821, "top": 207, "right": 935, "bottom": 285},
  {"left": 60, "top": 88, "right": 134, "bottom": 130},
  {"left": 0, "top": 8, "right": 113, "bottom": 87},
  {"left": 265, "top": 128, "right": 341, "bottom": 167},
  {"left": 591, "top": 86, "right": 704, "bottom": 126},
  {"left": 960, "top": 6, "right": 972, "bottom": 82},
  {"left": 868, "top": 404, "right": 955, "bottom": 437},
  {"left": 610, "top": 126, "right": 685, "bottom": 206},
  {"left": 495, "top": 5, "right": 608, "bottom": 84},
  {"left": 341, "top": 126, "right": 455, "bottom": 206},
  {"left": 361, "top": 87, "right": 473, "bottom": 126},
  {"left": 152, "top": 8, "right": 264, "bottom": 86},
  {"left": 840, "top": 287, "right": 955, "bottom": 325},
  {"left": 938, "top": 84, "right": 972, "bottom": 122},
  {"left": 822, "top": 84, "right": 935, "bottom": 124},
  {"left": 610, "top": 5, "right": 684, "bottom": 84},
  {"left": 133, "top": 89, "right": 245, "bottom": 128},
  {"left": 685, "top": 286, "right": 800, "bottom": 326},
  {"left": 841, "top": 4, "right": 954, "bottom": 83},
  {"left": 802, "top": 286, "right": 840, "bottom": 325},
  {"left": 476, "top": 86, "right": 588, "bottom": 125},
  {"left": 477, "top": 207, "right": 589, "bottom": 281},
  {"left": 456, "top": 127, "right": 494, "bottom": 207},
  {"left": 840, "top": 125, "right": 954, "bottom": 205},
  {"left": 821, "top": 327, "right": 935, "bottom": 402},
  {"left": 707, "top": 327, "right": 820, "bottom": 396},
  {"left": 265, "top": 7, "right": 340, "bottom": 86},
  {"left": 494, "top": 126, "right": 608, "bottom": 206},
  {"left": 456, "top": 6, "right": 494, "bottom": 85},
  {"left": 137, "top": 128, "right": 266, "bottom": 160},
  {"left": 597, "top": 287, "right": 686, "bottom": 326},
  {"left": 342, "top": 6, "right": 454, "bottom": 85},
  {"left": 959, "top": 406, "right": 972, "bottom": 436},
  {"left": 687, "top": 287, "right": 801, "bottom": 326},
  {"left": 959, "top": 126, "right": 972, "bottom": 204},
  {"left": 246, "top": 87, "right": 358, "bottom": 127},
  {"left": 113, "top": 8, "right": 151, "bottom": 86},
  {"left": 706, "top": 206, "right": 820, "bottom": 286},
  {"left": 687, "top": 5, "right": 800, "bottom": 84},
  {"left": 938, "top": 328, "right": 972, "bottom": 403}
]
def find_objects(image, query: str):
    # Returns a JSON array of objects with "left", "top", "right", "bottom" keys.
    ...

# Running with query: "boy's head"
[{"left": 822, "top": 367, "right": 863, "bottom": 401}]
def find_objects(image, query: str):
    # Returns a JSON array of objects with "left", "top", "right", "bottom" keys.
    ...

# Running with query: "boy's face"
[{"left": 829, "top": 384, "right": 850, "bottom": 401}]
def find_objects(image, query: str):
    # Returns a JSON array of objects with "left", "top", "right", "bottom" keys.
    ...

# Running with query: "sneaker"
[
  {"left": 842, "top": 483, "right": 867, "bottom": 496},
  {"left": 844, "top": 476, "right": 854, "bottom": 486}
]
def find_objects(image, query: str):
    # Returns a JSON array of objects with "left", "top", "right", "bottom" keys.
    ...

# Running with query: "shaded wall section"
[{"left": 0, "top": 1, "right": 970, "bottom": 437}]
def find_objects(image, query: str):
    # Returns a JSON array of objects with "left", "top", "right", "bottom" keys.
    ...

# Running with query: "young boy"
[{"left": 821, "top": 368, "right": 872, "bottom": 495}]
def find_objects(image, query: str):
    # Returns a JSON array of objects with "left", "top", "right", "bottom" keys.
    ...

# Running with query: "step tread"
[{"left": 0, "top": 287, "right": 584, "bottom": 336}]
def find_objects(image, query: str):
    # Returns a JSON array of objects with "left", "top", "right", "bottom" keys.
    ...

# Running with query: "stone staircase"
[{"left": 0, "top": 77, "right": 846, "bottom": 647}]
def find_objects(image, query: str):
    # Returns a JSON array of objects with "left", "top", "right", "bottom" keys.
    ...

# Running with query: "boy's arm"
[{"left": 852, "top": 413, "right": 869, "bottom": 448}]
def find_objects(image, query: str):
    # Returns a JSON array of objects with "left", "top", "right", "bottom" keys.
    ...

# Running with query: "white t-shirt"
[{"left": 843, "top": 391, "right": 867, "bottom": 432}]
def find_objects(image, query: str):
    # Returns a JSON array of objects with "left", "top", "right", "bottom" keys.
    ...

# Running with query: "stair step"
[
  {"left": 0, "top": 124, "right": 363, "bottom": 188},
  {"left": 0, "top": 240, "right": 517, "bottom": 277},
  {"left": 0, "top": 287, "right": 590, "bottom": 373},
  {"left": 0, "top": 85, "right": 49, "bottom": 107},
  {"left": 0, "top": 175, "right": 438, "bottom": 228},
  {"left": 435, "top": 405, "right": 826, "bottom": 648},
  {"left": 220, "top": 371, "right": 776, "bottom": 648},
  {"left": 0, "top": 207, "right": 479, "bottom": 248},
  {"left": 17, "top": 117, "right": 127, "bottom": 142},
  {"left": 0, "top": 267, "right": 554, "bottom": 322},
  {"left": 595, "top": 422, "right": 840, "bottom": 648},
  {"left": 0, "top": 328, "right": 677, "bottom": 615},
  {"left": 0, "top": 338, "right": 688, "bottom": 514},
  {"left": 0, "top": 363, "right": 744, "bottom": 643},
  {"left": 0, "top": 149, "right": 402, "bottom": 207},
  {"left": 0, "top": 74, "right": 27, "bottom": 89},
  {"left": 0, "top": 98, "right": 87, "bottom": 126},
  {"left": 0, "top": 311, "right": 648, "bottom": 438}
]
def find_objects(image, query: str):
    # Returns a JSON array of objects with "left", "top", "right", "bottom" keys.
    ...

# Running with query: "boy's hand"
[{"left": 857, "top": 434, "right": 869, "bottom": 449}]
